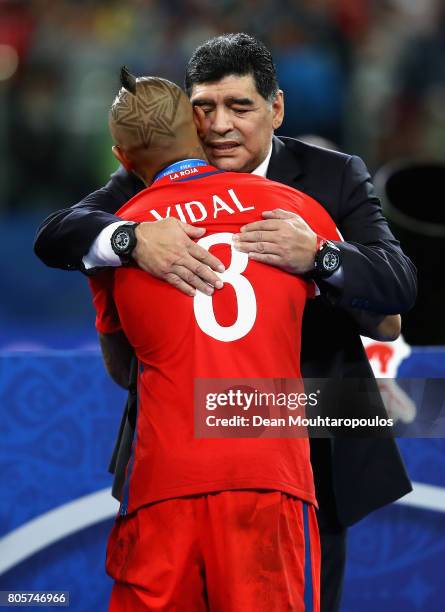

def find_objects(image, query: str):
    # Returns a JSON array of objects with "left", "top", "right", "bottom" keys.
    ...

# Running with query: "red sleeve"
[
  {"left": 290, "top": 190, "right": 342, "bottom": 242},
  {"left": 88, "top": 271, "right": 122, "bottom": 334}
]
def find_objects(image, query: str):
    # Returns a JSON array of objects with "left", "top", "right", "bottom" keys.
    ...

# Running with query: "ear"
[
  {"left": 112, "top": 145, "right": 133, "bottom": 172},
  {"left": 271, "top": 90, "right": 284, "bottom": 130},
  {"left": 193, "top": 105, "right": 206, "bottom": 139}
]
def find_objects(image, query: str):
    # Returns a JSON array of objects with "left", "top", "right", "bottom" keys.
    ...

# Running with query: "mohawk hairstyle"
[{"left": 120, "top": 65, "right": 137, "bottom": 94}]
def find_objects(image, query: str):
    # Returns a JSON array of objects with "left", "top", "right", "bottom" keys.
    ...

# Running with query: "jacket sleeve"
[
  {"left": 325, "top": 155, "right": 417, "bottom": 314},
  {"left": 34, "top": 166, "right": 144, "bottom": 270}
]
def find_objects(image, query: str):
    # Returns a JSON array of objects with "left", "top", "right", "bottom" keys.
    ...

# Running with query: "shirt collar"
[{"left": 251, "top": 143, "right": 273, "bottom": 177}]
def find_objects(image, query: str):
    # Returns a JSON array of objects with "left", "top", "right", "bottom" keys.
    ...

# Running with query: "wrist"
[
  {"left": 309, "top": 236, "right": 342, "bottom": 279},
  {"left": 132, "top": 222, "right": 152, "bottom": 264},
  {"left": 110, "top": 222, "right": 140, "bottom": 265},
  {"left": 302, "top": 233, "right": 318, "bottom": 274}
]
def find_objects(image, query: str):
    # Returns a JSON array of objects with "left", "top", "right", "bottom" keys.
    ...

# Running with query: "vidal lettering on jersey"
[{"left": 149, "top": 188, "right": 255, "bottom": 224}]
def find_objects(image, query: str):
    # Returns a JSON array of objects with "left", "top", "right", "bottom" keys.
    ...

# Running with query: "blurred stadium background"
[{"left": 0, "top": 0, "right": 444, "bottom": 610}]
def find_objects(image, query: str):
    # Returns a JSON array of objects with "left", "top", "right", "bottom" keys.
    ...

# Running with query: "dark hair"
[
  {"left": 120, "top": 65, "right": 137, "bottom": 94},
  {"left": 185, "top": 33, "right": 279, "bottom": 102}
]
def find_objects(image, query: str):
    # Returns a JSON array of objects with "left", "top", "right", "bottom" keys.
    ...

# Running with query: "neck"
[{"left": 137, "top": 144, "right": 208, "bottom": 186}]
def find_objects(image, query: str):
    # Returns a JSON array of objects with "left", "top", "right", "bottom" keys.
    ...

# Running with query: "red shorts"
[{"left": 107, "top": 490, "right": 320, "bottom": 611}]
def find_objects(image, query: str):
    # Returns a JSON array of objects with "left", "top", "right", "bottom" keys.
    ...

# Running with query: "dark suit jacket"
[{"left": 34, "top": 136, "right": 417, "bottom": 527}]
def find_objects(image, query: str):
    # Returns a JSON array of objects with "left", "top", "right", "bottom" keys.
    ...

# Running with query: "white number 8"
[{"left": 193, "top": 232, "right": 257, "bottom": 342}]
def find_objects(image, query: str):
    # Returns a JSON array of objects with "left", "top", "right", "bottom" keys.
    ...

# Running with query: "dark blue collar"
[{"left": 152, "top": 159, "right": 207, "bottom": 183}]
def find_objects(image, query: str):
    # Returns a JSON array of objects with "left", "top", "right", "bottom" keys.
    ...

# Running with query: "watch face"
[
  {"left": 322, "top": 249, "right": 340, "bottom": 272},
  {"left": 114, "top": 230, "right": 131, "bottom": 252}
]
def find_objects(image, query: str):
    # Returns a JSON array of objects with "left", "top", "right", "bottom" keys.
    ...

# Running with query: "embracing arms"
[
  {"left": 35, "top": 150, "right": 416, "bottom": 317},
  {"left": 34, "top": 165, "right": 223, "bottom": 294},
  {"left": 235, "top": 152, "right": 417, "bottom": 316},
  {"left": 34, "top": 166, "right": 141, "bottom": 270}
]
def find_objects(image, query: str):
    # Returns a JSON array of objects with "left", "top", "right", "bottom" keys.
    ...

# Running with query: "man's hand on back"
[
  {"left": 133, "top": 218, "right": 225, "bottom": 297},
  {"left": 232, "top": 209, "right": 318, "bottom": 274}
]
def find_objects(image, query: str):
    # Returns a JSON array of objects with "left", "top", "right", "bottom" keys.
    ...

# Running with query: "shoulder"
[
  {"left": 278, "top": 136, "right": 352, "bottom": 168},
  {"left": 224, "top": 171, "right": 333, "bottom": 220},
  {"left": 111, "top": 163, "right": 145, "bottom": 188},
  {"left": 270, "top": 136, "right": 372, "bottom": 194},
  {"left": 115, "top": 185, "right": 151, "bottom": 218},
  {"left": 223, "top": 170, "right": 303, "bottom": 197}
]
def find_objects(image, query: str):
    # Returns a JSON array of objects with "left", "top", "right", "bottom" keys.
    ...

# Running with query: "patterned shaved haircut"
[{"left": 109, "top": 71, "right": 190, "bottom": 151}]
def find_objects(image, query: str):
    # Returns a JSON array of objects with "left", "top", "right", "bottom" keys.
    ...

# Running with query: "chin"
[{"left": 208, "top": 156, "right": 248, "bottom": 173}]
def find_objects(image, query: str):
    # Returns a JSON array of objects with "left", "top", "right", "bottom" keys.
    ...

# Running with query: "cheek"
[
  {"left": 199, "top": 122, "right": 212, "bottom": 141},
  {"left": 237, "top": 125, "right": 255, "bottom": 147},
  {"left": 242, "top": 124, "right": 270, "bottom": 153}
]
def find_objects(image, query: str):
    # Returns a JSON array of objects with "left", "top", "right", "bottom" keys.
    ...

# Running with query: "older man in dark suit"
[{"left": 34, "top": 33, "right": 416, "bottom": 612}]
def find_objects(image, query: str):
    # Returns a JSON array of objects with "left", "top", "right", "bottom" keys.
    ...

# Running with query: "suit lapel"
[{"left": 266, "top": 136, "right": 304, "bottom": 187}]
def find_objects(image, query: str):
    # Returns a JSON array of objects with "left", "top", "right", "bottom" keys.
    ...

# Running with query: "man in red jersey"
[
  {"left": 35, "top": 36, "right": 413, "bottom": 612},
  {"left": 90, "top": 70, "right": 343, "bottom": 612}
]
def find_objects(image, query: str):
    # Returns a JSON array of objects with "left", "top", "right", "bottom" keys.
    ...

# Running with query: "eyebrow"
[{"left": 192, "top": 96, "right": 255, "bottom": 107}]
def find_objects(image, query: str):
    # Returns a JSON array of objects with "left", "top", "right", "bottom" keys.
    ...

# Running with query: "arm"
[
  {"left": 88, "top": 270, "right": 134, "bottom": 388},
  {"left": 34, "top": 165, "right": 224, "bottom": 294},
  {"left": 329, "top": 155, "right": 417, "bottom": 314},
  {"left": 236, "top": 155, "right": 417, "bottom": 315},
  {"left": 34, "top": 166, "right": 143, "bottom": 270},
  {"left": 99, "top": 331, "right": 134, "bottom": 389},
  {"left": 349, "top": 311, "right": 402, "bottom": 342}
]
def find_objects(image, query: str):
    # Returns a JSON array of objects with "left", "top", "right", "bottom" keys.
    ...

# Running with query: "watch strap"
[
  {"left": 110, "top": 222, "right": 140, "bottom": 264},
  {"left": 311, "top": 236, "right": 341, "bottom": 279}
]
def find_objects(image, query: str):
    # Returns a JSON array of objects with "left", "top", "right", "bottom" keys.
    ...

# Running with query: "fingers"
[
  {"left": 233, "top": 230, "right": 279, "bottom": 245},
  {"left": 182, "top": 223, "right": 206, "bottom": 239},
  {"left": 188, "top": 241, "right": 225, "bottom": 273},
  {"left": 181, "top": 224, "right": 225, "bottom": 273},
  {"left": 262, "top": 209, "right": 299, "bottom": 220},
  {"left": 168, "top": 265, "right": 217, "bottom": 295},
  {"left": 239, "top": 219, "right": 283, "bottom": 233},
  {"left": 165, "top": 269, "right": 223, "bottom": 298},
  {"left": 261, "top": 210, "right": 312, "bottom": 232},
  {"left": 233, "top": 237, "right": 281, "bottom": 255},
  {"left": 165, "top": 273, "right": 197, "bottom": 297},
  {"left": 177, "top": 222, "right": 226, "bottom": 287},
  {"left": 247, "top": 252, "right": 282, "bottom": 266},
  {"left": 234, "top": 218, "right": 290, "bottom": 257},
  {"left": 171, "top": 259, "right": 223, "bottom": 294},
  {"left": 135, "top": 218, "right": 226, "bottom": 294}
]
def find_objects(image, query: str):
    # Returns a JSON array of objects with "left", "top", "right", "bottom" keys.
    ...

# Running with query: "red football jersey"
[{"left": 90, "top": 164, "right": 341, "bottom": 515}]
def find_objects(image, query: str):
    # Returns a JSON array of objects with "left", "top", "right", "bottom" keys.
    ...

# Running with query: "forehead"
[{"left": 190, "top": 74, "right": 261, "bottom": 102}]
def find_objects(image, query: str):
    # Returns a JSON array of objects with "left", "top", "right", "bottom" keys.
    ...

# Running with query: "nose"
[{"left": 211, "top": 105, "right": 234, "bottom": 135}]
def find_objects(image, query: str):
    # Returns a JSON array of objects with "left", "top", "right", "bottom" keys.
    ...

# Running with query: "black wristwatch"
[
  {"left": 311, "top": 236, "right": 341, "bottom": 279},
  {"left": 110, "top": 222, "right": 140, "bottom": 264}
]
